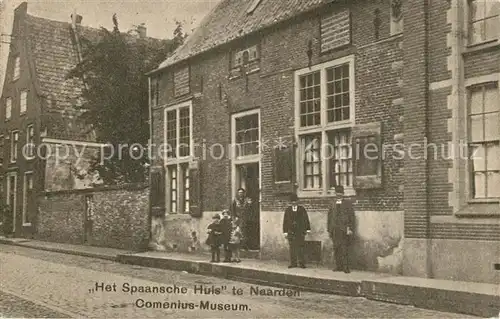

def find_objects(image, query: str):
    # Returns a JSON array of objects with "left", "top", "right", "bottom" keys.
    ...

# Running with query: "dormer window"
[
  {"left": 230, "top": 45, "right": 260, "bottom": 78},
  {"left": 13, "top": 56, "right": 20, "bottom": 80},
  {"left": 232, "top": 45, "right": 259, "bottom": 68}
]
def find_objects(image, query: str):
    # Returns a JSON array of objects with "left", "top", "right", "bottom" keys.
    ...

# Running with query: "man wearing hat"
[
  {"left": 327, "top": 185, "right": 355, "bottom": 273},
  {"left": 283, "top": 193, "right": 311, "bottom": 268}
]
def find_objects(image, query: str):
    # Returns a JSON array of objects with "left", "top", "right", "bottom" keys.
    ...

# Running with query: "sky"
[{"left": 0, "top": 0, "right": 220, "bottom": 88}]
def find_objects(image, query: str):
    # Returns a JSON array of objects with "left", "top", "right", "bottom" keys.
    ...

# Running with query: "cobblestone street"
[{"left": 0, "top": 244, "right": 480, "bottom": 318}]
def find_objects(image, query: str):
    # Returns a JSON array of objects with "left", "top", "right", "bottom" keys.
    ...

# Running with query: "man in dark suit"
[
  {"left": 283, "top": 193, "right": 311, "bottom": 268},
  {"left": 327, "top": 185, "right": 355, "bottom": 273}
]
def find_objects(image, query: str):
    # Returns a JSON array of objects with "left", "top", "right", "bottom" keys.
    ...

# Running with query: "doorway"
[{"left": 235, "top": 162, "right": 260, "bottom": 250}]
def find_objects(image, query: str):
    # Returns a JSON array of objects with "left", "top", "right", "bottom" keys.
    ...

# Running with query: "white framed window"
[
  {"left": 5, "top": 97, "right": 12, "bottom": 120},
  {"left": 22, "top": 171, "right": 33, "bottom": 226},
  {"left": 468, "top": 0, "right": 500, "bottom": 45},
  {"left": 231, "top": 109, "right": 261, "bottom": 201},
  {"left": 390, "top": 0, "right": 404, "bottom": 35},
  {"left": 6, "top": 172, "right": 17, "bottom": 232},
  {"left": 467, "top": 82, "right": 500, "bottom": 199},
  {"left": 294, "top": 56, "right": 355, "bottom": 197},
  {"left": 25, "top": 124, "right": 35, "bottom": 159},
  {"left": 164, "top": 100, "right": 193, "bottom": 214},
  {"left": 20, "top": 90, "right": 27, "bottom": 114},
  {"left": 13, "top": 56, "right": 20, "bottom": 80},
  {"left": 10, "top": 130, "right": 19, "bottom": 163}
]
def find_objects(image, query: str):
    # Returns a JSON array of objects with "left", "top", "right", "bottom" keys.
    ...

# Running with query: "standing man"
[
  {"left": 327, "top": 185, "right": 355, "bottom": 273},
  {"left": 283, "top": 193, "right": 311, "bottom": 268}
]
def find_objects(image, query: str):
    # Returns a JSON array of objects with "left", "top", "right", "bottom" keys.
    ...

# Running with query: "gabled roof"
[
  {"left": 154, "top": 0, "right": 328, "bottom": 72},
  {"left": 20, "top": 12, "right": 166, "bottom": 141}
]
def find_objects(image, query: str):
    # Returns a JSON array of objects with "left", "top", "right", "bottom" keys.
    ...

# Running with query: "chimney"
[
  {"left": 137, "top": 24, "right": 147, "bottom": 38},
  {"left": 71, "top": 13, "right": 83, "bottom": 27}
]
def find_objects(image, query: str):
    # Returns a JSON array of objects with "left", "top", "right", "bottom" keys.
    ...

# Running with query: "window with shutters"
[
  {"left": 320, "top": 9, "right": 351, "bottom": 53},
  {"left": 468, "top": 0, "right": 500, "bottom": 45},
  {"left": 468, "top": 82, "right": 500, "bottom": 199},
  {"left": 164, "top": 100, "right": 193, "bottom": 213},
  {"left": 294, "top": 56, "right": 356, "bottom": 197}
]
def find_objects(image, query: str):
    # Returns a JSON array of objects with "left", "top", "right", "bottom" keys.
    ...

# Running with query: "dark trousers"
[
  {"left": 288, "top": 234, "right": 305, "bottom": 266},
  {"left": 334, "top": 238, "right": 350, "bottom": 271},
  {"left": 223, "top": 243, "right": 232, "bottom": 261},
  {"left": 210, "top": 246, "right": 220, "bottom": 262}
]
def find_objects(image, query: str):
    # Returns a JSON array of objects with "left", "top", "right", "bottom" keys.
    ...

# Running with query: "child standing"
[
  {"left": 229, "top": 217, "right": 242, "bottom": 263},
  {"left": 220, "top": 210, "right": 232, "bottom": 262},
  {"left": 206, "top": 214, "right": 222, "bottom": 262}
]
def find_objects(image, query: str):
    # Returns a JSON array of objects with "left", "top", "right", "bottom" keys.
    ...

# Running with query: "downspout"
[
  {"left": 423, "top": 0, "right": 433, "bottom": 279},
  {"left": 147, "top": 76, "right": 153, "bottom": 247}
]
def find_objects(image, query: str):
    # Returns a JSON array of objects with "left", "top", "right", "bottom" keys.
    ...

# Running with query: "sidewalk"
[{"left": 1, "top": 237, "right": 498, "bottom": 318}]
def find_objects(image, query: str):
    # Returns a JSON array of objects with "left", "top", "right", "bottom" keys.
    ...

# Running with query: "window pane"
[
  {"left": 487, "top": 172, "right": 500, "bottom": 197},
  {"left": 470, "top": 114, "right": 484, "bottom": 142},
  {"left": 486, "top": 143, "right": 500, "bottom": 170},
  {"left": 485, "top": 15, "right": 500, "bottom": 41},
  {"left": 484, "top": 86, "right": 499, "bottom": 113},
  {"left": 473, "top": 172, "right": 486, "bottom": 198},
  {"left": 302, "top": 134, "right": 322, "bottom": 189},
  {"left": 484, "top": 112, "right": 499, "bottom": 141},
  {"left": 470, "top": 21, "right": 485, "bottom": 44},
  {"left": 470, "top": 89, "right": 483, "bottom": 114},
  {"left": 470, "top": 144, "right": 486, "bottom": 171}
]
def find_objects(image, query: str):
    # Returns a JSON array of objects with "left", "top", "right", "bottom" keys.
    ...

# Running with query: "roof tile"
[{"left": 158, "top": 0, "right": 327, "bottom": 69}]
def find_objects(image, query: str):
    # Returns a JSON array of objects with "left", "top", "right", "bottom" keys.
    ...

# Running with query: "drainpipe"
[
  {"left": 423, "top": 0, "right": 433, "bottom": 279},
  {"left": 147, "top": 76, "right": 153, "bottom": 248}
]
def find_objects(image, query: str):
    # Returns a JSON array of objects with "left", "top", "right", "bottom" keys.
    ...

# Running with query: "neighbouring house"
[
  {"left": 0, "top": 2, "right": 161, "bottom": 241},
  {"left": 147, "top": 0, "right": 499, "bottom": 284}
]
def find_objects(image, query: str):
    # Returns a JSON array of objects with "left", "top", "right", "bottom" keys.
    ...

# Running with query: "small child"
[
  {"left": 206, "top": 214, "right": 222, "bottom": 262},
  {"left": 220, "top": 210, "right": 232, "bottom": 262},
  {"left": 229, "top": 217, "right": 242, "bottom": 263}
]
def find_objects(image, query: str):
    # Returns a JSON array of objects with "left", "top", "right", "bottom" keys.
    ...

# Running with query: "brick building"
[{"left": 147, "top": 0, "right": 499, "bottom": 284}]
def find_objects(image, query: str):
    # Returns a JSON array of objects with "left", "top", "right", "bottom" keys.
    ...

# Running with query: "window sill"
[
  {"left": 454, "top": 201, "right": 500, "bottom": 217},
  {"left": 464, "top": 39, "right": 500, "bottom": 55},
  {"left": 165, "top": 213, "right": 192, "bottom": 221},
  {"left": 297, "top": 187, "right": 356, "bottom": 198},
  {"left": 22, "top": 223, "right": 32, "bottom": 227}
]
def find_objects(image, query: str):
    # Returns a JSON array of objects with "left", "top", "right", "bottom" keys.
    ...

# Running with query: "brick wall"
[
  {"left": 37, "top": 184, "right": 149, "bottom": 250},
  {"left": 402, "top": 0, "right": 429, "bottom": 239}
]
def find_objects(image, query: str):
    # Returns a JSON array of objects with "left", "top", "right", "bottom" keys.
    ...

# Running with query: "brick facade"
[{"left": 148, "top": 0, "right": 499, "bottom": 283}]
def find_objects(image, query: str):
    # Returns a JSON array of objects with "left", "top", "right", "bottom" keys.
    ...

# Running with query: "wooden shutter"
[
  {"left": 174, "top": 65, "right": 190, "bottom": 97},
  {"left": 352, "top": 122, "right": 382, "bottom": 189},
  {"left": 320, "top": 9, "right": 351, "bottom": 53},
  {"left": 189, "top": 162, "right": 202, "bottom": 218},
  {"left": 273, "top": 143, "right": 296, "bottom": 194},
  {"left": 150, "top": 166, "right": 165, "bottom": 217}
]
